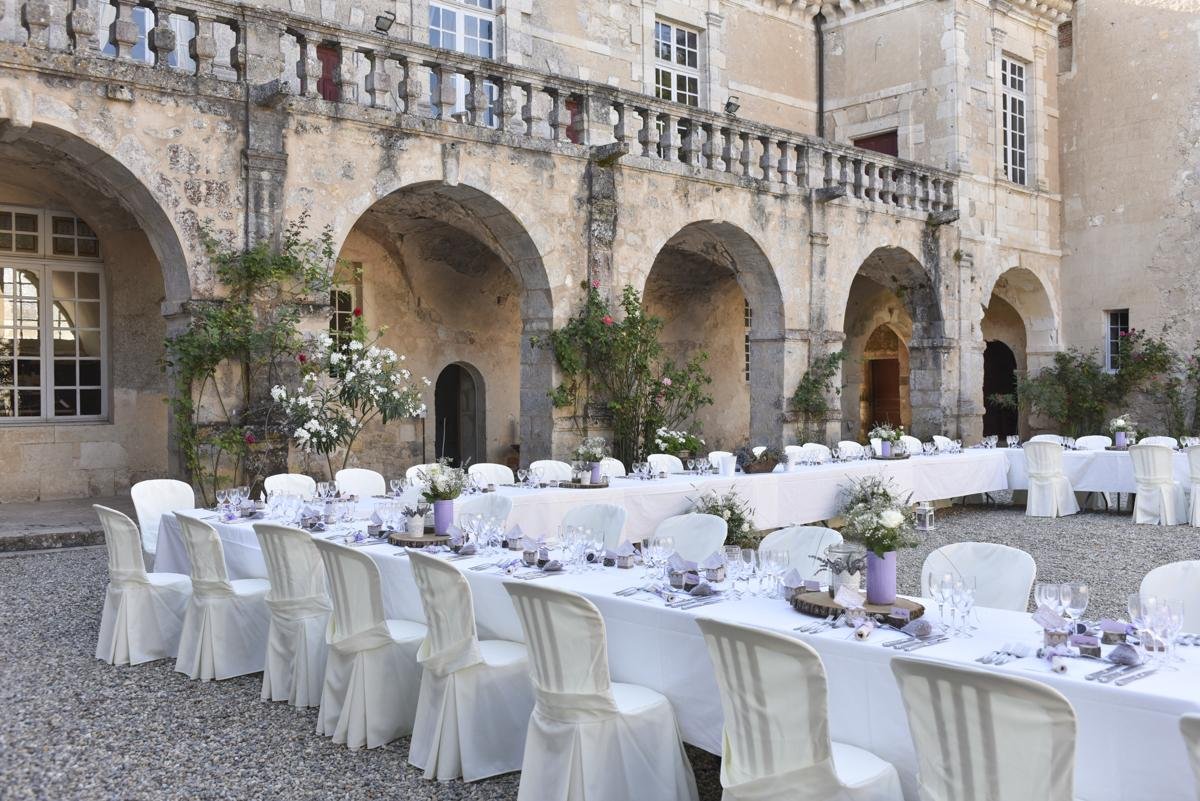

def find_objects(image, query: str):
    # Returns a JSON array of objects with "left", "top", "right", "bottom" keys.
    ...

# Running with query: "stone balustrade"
[{"left": 6, "top": 0, "right": 955, "bottom": 213}]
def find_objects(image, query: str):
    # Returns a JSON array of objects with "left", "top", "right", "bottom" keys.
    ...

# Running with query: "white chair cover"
[
  {"left": 708, "top": 450, "right": 734, "bottom": 467},
  {"left": 802, "top": 443, "right": 832, "bottom": 462},
  {"left": 469, "top": 462, "right": 516, "bottom": 486},
  {"left": 506, "top": 583, "right": 698, "bottom": 801},
  {"left": 459, "top": 493, "right": 515, "bottom": 526},
  {"left": 1022, "top": 441, "right": 1079, "bottom": 518},
  {"left": 1181, "top": 715, "right": 1200, "bottom": 792},
  {"left": 1140, "top": 561, "right": 1200, "bottom": 632},
  {"left": 1074, "top": 435, "right": 1111, "bottom": 450},
  {"left": 407, "top": 551, "right": 532, "bottom": 781},
  {"left": 932, "top": 435, "right": 954, "bottom": 451},
  {"left": 783, "top": 445, "right": 804, "bottom": 467},
  {"left": 130, "top": 478, "right": 195, "bottom": 560},
  {"left": 598, "top": 457, "right": 626, "bottom": 478},
  {"left": 253, "top": 523, "right": 332, "bottom": 707},
  {"left": 837, "top": 440, "right": 865, "bottom": 459},
  {"left": 870, "top": 437, "right": 882, "bottom": 456},
  {"left": 751, "top": 446, "right": 767, "bottom": 457},
  {"left": 335, "top": 468, "right": 386, "bottom": 497},
  {"left": 920, "top": 542, "right": 1036, "bottom": 612},
  {"left": 263, "top": 473, "right": 317, "bottom": 497},
  {"left": 1131, "top": 444, "right": 1186, "bottom": 525},
  {"left": 758, "top": 526, "right": 844, "bottom": 582},
  {"left": 899, "top": 435, "right": 923, "bottom": 455},
  {"left": 562, "top": 503, "right": 629, "bottom": 549},
  {"left": 697, "top": 617, "right": 902, "bottom": 801},
  {"left": 648, "top": 453, "right": 685, "bottom": 474},
  {"left": 890, "top": 657, "right": 1077, "bottom": 801},
  {"left": 1141, "top": 435, "right": 1179, "bottom": 449},
  {"left": 530, "top": 459, "right": 573, "bottom": 481},
  {"left": 313, "top": 538, "right": 426, "bottom": 749},
  {"left": 1029, "top": 434, "right": 1064, "bottom": 444},
  {"left": 1188, "top": 446, "right": 1200, "bottom": 527},
  {"left": 406, "top": 463, "right": 438, "bottom": 484},
  {"left": 654, "top": 513, "right": 728, "bottom": 563},
  {"left": 173, "top": 513, "right": 271, "bottom": 681},
  {"left": 94, "top": 505, "right": 191, "bottom": 666}
]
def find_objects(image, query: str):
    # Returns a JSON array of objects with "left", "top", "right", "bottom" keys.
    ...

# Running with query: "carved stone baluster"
[
  {"left": 465, "top": 69, "right": 489, "bottom": 126},
  {"left": 547, "top": 89, "right": 567, "bottom": 140},
  {"left": 489, "top": 76, "right": 507, "bottom": 131},
  {"left": 659, "top": 112, "right": 676, "bottom": 161},
  {"left": 681, "top": 119, "right": 701, "bottom": 165},
  {"left": 759, "top": 136, "right": 774, "bottom": 182},
  {"left": 944, "top": 180, "right": 955, "bottom": 211},
  {"left": 852, "top": 157, "right": 864, "bottom": 197},
  {"left": 700, "top": 124, "right": 719, "bottom": 170},
  {"left": 149, "top": 4, "right": 178, "bottom": 69},
  {"left": 190, "top": 14, "right": 216, "bottom": 76},
  {"left": 639, "top": 109, "right": 660, "bottom": 158},
  {"left": 613, "top": 102, "right": 633, "bottom": 148},
  {"left": 365, "top": 51, "right": 392, "bottom": 109},
  {"left": 336, "top": 43, "right": 358, "bottom": 104},
  {"left": 720, "top": 127, "right": 736, "bottom": 173},
  {"left": 737, "top": 132, "right": 752, "bottom": 177},
  {"left": 796, "top": 144, "right": 812, "bottom": 188},
  {"left": 520, "top": 83, "right": 541, "bottom": 137},
  {"left": 776, "top": 140, "right": 793, "bottom": 185},
  {"left": 930, "top": 178, "right": 943, "bottom": 212},
  {"left": 22, "top": 0, "right": 52, "bottom": 48},
  {"left": 68, "top": 0, "right": 99, "bottom": 53},
  {"left": 111, "top": 0, "right": 140, "bottom": 60}
]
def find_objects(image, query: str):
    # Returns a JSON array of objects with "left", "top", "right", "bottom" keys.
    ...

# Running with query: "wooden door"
[{"left": 869, "top": 359, "right": 902, "bottom": 426}]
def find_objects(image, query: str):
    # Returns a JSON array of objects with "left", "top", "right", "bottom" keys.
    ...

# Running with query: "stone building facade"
[{"left": 0, "top": 0, "right": 1109, "bottom": 501}]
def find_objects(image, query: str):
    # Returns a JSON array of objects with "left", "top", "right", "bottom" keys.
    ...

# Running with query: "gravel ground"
[{"left": 2, "top": 504, "right": 1195, "bottom": 799}]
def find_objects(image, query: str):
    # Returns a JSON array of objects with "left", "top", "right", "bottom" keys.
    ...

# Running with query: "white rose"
[{"left": 879, "top": 509, "right": 904, "bottom": 529}]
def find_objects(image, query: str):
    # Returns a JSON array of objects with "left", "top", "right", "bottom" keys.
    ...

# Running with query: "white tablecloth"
[
  {"left": 154, "top": 518, "right": 1200, "bottom": 801},
  {"left": 1004, "top": 448, "right": 1191, "bottom": 493}
]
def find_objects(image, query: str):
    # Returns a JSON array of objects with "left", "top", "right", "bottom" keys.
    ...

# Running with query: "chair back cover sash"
[
  {"left": 253, "top": 523, "right": 332, "bottom": 621},
  {"left": 175, "top": 514, "right": 235, "bottom": 597},
  {"left": 95, "top": 505, "right": 150, "bottom": 586},
  {"left": 312, "top": 538, "right": 394, "bottom": 653},
  {"left": 408, "top": 550, "right": 483, "bottom": 676}
]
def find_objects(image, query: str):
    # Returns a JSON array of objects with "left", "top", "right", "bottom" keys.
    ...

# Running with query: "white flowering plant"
[
  {"left": 692, "top": 487, "right": 759, "bottom": 548},
  {"left": 417, "top": 459, "right": 468, "bottom": 502},
  {"left": 838, "top": 475, "right": 917, "bottom": 557},
  {"left": 868, "top": 423, "right": 904, "bottom": 444},
  {"left": 1108, "top": 415, "right": 1137, "bottom": 434},
  {"left": 272, "top": 322, "right": 428, "bottom": 476},
  {"left": 574, "top": 436, "right": 609, "bottom": 463},
  {"left": 655, "top": 427, "right": 705, "bottom": 455}
]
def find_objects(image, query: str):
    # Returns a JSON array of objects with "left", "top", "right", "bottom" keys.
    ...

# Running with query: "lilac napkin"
[
  {"left": 1109, "top": 642, "right": 1144, "bottom": 666},
  {"left": 699, "top": 551, "right": 726, "bottom": 570},
  {"left": 1099, "top": 618, "right": 1132, "bottom": 635},
  {"left": 668, "top": 553, "right": 698, "bottom": 573},
  {"left": 370, "top": 509, "right": 384, "bottom": 526},
  {"left": 507, "top": 524, "right": 524, "bottom": 541},
  {"left": 1032, "top": 604, "right": 1068, "bottom": 631},
  {"left": 605, "top": 541, "right": 636, "bottom": 559},
  {"left": 689, "top": 581, "right": 715, "bottom": 597},
  {"left": 782, "top": 568, "right": 806, "bottom": 591},
  {"left": 834, "top": 585, "right": 865, "bottom": 609},
  {"left": 542, "top": 560, "right": 563, "bottom": 572},
  {"left": 901, "top": 618, "right": 933, "bottom": 638},
  {"left": 457, "top": 542, "right": 477, "bottom": 556}
]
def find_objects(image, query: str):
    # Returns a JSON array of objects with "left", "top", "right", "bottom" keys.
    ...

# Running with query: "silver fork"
[
  {"left": 794, "top": 615, "right": 833, "bottom": 633},
  {"left": 1095, "top": 665, "right": 1143, "bottom": 684}
]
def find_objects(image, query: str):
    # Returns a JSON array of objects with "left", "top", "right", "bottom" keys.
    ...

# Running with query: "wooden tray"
[
  {"left": 872, "top": 454, "right": 910, "bottom": 461},
  {"left": 1105, "top": 445, "right": 1130, "bottom": 451},
  {"left": 791, "top": 591, "right": 924, "bottom": 627},
  {"left": 386, "top": 529, "right": 450, "bottom": 547},
  {"left": 557, "top": 481, "right": 611, "bottom": 489}
]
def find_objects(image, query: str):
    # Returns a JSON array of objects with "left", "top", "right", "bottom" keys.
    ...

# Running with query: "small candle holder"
[
  {"left": 915, "top": 502, "right": 936, "bottom": 531},
  {"left": 1043, "top": 628, "right": 1070, "bottom": 648},
  {"left": 506, "top": 536, "right": 523, "bottom": 551},
  {"left": 616, "top": 553, "right": 636, "bottom": 569},
  {"left": 704, "top": 565, "right": 727, "bottom": 583},
  {"left": 522, "top": 549, "right": 538, "bottom": 566}
]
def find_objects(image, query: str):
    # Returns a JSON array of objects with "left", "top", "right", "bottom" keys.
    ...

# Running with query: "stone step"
[{"left": 0, "top": 496, "right": 133, "bottom": 552}]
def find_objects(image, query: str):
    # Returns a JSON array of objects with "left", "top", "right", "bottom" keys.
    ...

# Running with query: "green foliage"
[
  {"left": 692, "top": 488, "right": 760, "bottom": 549},
  {"left": 838, "top": 475, "right": 918, "bottom": 557},
  {"left": 790, "top": 350, "right": 843, "bottom": 440},
  {"left": 546, "top": 283, "right": 713, "bottom": 463}
]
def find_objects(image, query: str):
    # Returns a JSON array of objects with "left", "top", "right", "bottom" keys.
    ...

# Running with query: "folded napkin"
[
  {"left": 542, "top": 560, "right": 563, "bottom": 572},
  {"left": 302, "top": 504, "right": 324, "bottom": 518},
  {"left": 1099, "top": 618, "right": 1132, "bottom": 635},
  {"left": 689, "top": 581, "right": 715, "bottom": 597},
  {"left": 1108, "top": 642, "right": 1144, "bottom": 666},
  {"left": 853, "top": 620, "right": 876, "bottom": 641},
  {"left": 520, "top": 536, "right": 543, "bottom": 552},
  {"left": 604, "top": 541, "right": 636, "bottom": 559},
  {"left": 1069, "top": 633, "right": 1100, "bottom": 648},
  {"left": 1032, "top": 604, "right": 1069, "bottom": 631},
  {"left": 668, "top": 553, "right": 698, "bottom": 573},
  {"left": 456, "top": 542, "right": 477, "bottom": 556},
  {"left": 507, "top": 524, "right": 524, "bottom": 541},
  {"left": 447, "top": 524, "right": 465, "bottom": 545},
  {"left": 699, "top": 551, "right": 726, "bottom": 570},
  {"left": 901, "top": 618, "right": 934, "bottom": 638},
  {"left": 834, "top": 585, "right": 865, "bottom": 610},
  {"left": 370, "top": 509, "right": 384, "bottom": 526},
  {"left": 781, "top": 568, "right": 806, "bottom": 591}
]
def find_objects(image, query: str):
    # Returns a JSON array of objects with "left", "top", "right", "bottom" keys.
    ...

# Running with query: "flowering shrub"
[
  {"left": 574, "top": 436, "right": 609, "bottom": 463},
  {"left": 1108, "top": 415, "right": 1136, "bottom": 434},
  {"left": 654, "top": 428, "right": 704, "bottom": 454},
  {"left": 417, "top": 460, "right": 467, "bottom": 502},
  {"left": 838, "top": 475, "right": 917, "bottom": 557},
  {"left": 868, "top": 423, "right": 904, "bottom": 443},
  {"left": 692, "top": 488, "right": 759, "bottom": 548}
]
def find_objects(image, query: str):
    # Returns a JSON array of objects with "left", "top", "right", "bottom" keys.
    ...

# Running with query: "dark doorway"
[
  {"left": 983, "top": 341, "right": 1019, "bottom": 437},
  {"left": 853, "top": 130, "right": 899, "bottom": 157},
  {"left": 869, "top": 358, "right": 902, "bottom": 426},
  {"left": 434, "top": 364, "right": 483, "bottom": 467}
]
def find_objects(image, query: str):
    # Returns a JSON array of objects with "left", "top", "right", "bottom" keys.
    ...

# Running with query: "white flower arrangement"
[
  {"left": 574, "top": 436, "right": 608, "bottom": 463},
  {"left": 418, "top": 460, "right": 467, "bottom": 502},
  {"left": 654, "top": 427, "right": 705, "bottom": 454},
  {"left": 868, "top": 423, "right": 904, "bottom": 443},
  {"left": 692, "top": 488, "right": 757, "bottom": 548},
  {"left": 839, "top": 475, "right": 917, "bottom": 557},
  {"left": 1109, "top": 415, "right": 1137, "bottom": 434}
]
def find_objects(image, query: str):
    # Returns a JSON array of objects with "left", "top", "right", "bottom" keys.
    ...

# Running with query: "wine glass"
[
  {"left": 1163, "top": 599, "right": 1186, "bottom": 666},
  {"left": 686, "top": 458, "right": 696, "bottom": 475},
  {"left": 952, "top": 577, "right": 976, "bottom": 637},
  {"left": 215, "top": 488, "right": 229, "bottom": 511},
  {"left": 1035, "top": 581, "right": 1063, "bottom": 614},
  {"left": 740, "top": 549, "right": 759, "bottom": 596},
  {"left": 517, "top": 468, "right": 529, "bottom": 487},
  {"left": 928, "top": 571, "right": 952, "bottom": 628},
  {"left": 1064, "top": 581, "right": 1089, "bottom": 624}
]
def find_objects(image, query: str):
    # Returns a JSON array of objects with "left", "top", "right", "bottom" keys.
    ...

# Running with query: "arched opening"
[
  {"left": 983, "top": 341, "right": 1018, "bottom": 437},
  {"left": 337, "top": 182, "right": 550, "bottom": 475},
  {"left": 841, "top": 246, "right": 941, "bottom": 439},
  {"left": 982, "top": 267, "right": 1057, "bottom": 437},
  {"left": 642, "top": 221, "right": 785, "bottom": 449},
  {"left": 433, "top": 362, "right": 485, "bottom": 467}
]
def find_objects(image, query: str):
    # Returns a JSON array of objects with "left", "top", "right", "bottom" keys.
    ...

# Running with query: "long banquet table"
[
  {"left": 155, "top": 511, "right": 1199, "bottom": 801},
  {"left": 1003, "top": 446, "right": 1191, "bottom": 493}
]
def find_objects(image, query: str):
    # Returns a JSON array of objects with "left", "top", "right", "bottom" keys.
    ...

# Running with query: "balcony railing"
[{"left": 5, "top": 0, "right": 955, "bottom": 213}]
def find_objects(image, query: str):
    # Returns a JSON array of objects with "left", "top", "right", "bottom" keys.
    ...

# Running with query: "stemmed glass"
[
  {"left": 1035, "top": 581, "right": 1066, "bottom": 615},
  {"left": 686, "top": 458, "right": 696, "bottom": 475},
  {"left": 928, "top": 571, "right": 952, "bottom": 629},
  {"left": 951, "top": 577, "right": 976, "bottom": 636},
  {"left": 517, "top": 468, "right": 529, "bottom": 487},
  {"left": 739, "top": 549, "right": 759, "bottom": 597},
  {"left": 1063, "top": 581, "right": 1089, "bottom": 625},
  {"left": 215, "top": 488, "right": 229, "bottom": 512}
]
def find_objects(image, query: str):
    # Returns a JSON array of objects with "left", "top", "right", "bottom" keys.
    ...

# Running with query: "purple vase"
[
  {"left": 881, "top": 441, "right": 892, "bottom": 458},
  {"left": 1116, "top": 431, "right": 1127, "bottom": 448},
  {"left": 590, "top": 462, "right": 603, "bottom": 484},
  {"left": 433, "top": 500, "right": 454, "bottom": 535},
  {"left": 865, "top": 551, "right": 897, "bottom": 605}
]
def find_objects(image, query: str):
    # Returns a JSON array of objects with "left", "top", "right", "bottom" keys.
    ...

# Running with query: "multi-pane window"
[
  {"left": 429, "top": 0, "right": 497, "bottom": 125},
  {"left": 99, "top": 6, "right": 195, "bottom": 69},
  {"left": 0, "top": 210, "right": 40, "bottom": 255},
  {"left": 330, "top": 287, "right": 357, "bottom": 344},
  {"left": 744, "top": 300, "right": 752, "bottom": 383},
  {"left": 50, "top": 215, "right": 100, "bottom": 258},
  {"left": 1000, "top": 56, "right": 1028, "bottom": 185},
  {"left": 49, "top": 269, "right": 104, "bottom": 418},
  {"left": 1106, "top": 309, "right": 1129, "bottom": 372},
  {"left": 654, "top": 20, "right": 700, "bottom": 107}
]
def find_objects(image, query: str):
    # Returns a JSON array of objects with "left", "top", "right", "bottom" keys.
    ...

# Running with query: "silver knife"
[
  {"left": 1084, "top": 663, "right": 1128, "bottom": 681},
  {"left": 1114, "top": 668, "right": 1158, "bottom": 686},
  {"left": 1095, "top": 665, "right": 1143, "bottom": 684},
  {"left": 900, "top": 636, "right": 949, "bottom": 652}
]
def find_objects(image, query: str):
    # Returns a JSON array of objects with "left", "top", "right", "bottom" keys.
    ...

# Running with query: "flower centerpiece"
[
  {"left": 1109, "top": 414, "right": 1137, "bottom": 448},
  {"left": 654, "top": 428, "right": 705, "bottom": 459},
  {"left": 838, "top": 475, "right": 918, "bottom": 604},
  {"left": 417, "top": 459, "right": 468, "bottom": 535},
  {"left": 692, "top": 488, "right": 759, "bottom": 549},
  {"left": 574, "top": 436, "right": 609, "bottom": 484},
  {"left": 869, "top": 423, "right": 904, "bottom": 457},
  {"left": 734, "top": 445, "right": 783, "bottom": 474}
]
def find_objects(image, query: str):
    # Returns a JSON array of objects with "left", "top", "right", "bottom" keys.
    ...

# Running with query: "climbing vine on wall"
[
  {"left": 789, "top": 350, "right": 844, "bottom": 441},
  {"left": 161, "top": 215, "right": 335, "bottom": 503}
]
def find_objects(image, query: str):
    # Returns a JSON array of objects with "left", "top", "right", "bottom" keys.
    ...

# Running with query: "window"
[
  {"left": 99, "top": 5, "right": 194, "bottom": 69},
  {"left": 429, "top": 0, "right": 497, "bottom": 125},
  {"left": 1000, "top": 56, "right": 1028, "bottom": 185},
  {"left": 0, "top": 207, "right": 106, "bottom": 422},
  {"left": 1057, "top": 22, "right": 1073, "bottom": 74},
  {"left": 330, "top": 287, "right": 358, "bottom": 345},
  {"left": 744, "top": 300, "right": 752, "bottom": 383},
  {"left": 853, "top": 130, "right": 899, "bottom": 158},
  {"left": 1105, "top": 309, "right": 1129, "bottom": 372},
  {"left": 654, "top": 20, "right": 700, "bottom": 107}
]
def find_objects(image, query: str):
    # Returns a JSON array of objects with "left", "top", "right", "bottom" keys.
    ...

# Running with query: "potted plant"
[
  {"left": 1109, "top": 415, "right": 1136, "bottom": 448},
  {"left": 402, "top": 504, "right": 426, "bottom": 535},
  {"left": 869, "top": 423, "right": 903, "bottom": 457},
  {"left": 654, "top": 428, "right": 705, "bottom": 460},
  {"left": 417, "top": 460, "right": 467, "bottom": 535},
  {"left": 574, "top": 436, "right": 609, "bottom": 484},
  {"left": 838, "top": 475, "right": 918, "bottom": 605},
  {"left": 691, "top": 488, "right": 759, "bottom": 549},
  {"left": 734, "top": 446, "right": 782, "bottom": 474}
]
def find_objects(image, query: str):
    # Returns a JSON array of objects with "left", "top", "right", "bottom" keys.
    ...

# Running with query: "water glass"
[
  {"left": 517, "top": 468, "right": 529, "bottom": 487},
  {"left": 1064, "top": 581, "right": 1089, "bottom": 622},
  {"left": 739, "top": 549, "right": 760, "bottom": 596}
]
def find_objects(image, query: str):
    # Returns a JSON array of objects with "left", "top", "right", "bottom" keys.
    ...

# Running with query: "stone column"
[{"left": 519, "top": 311, "right": 555, "bottom": 467}]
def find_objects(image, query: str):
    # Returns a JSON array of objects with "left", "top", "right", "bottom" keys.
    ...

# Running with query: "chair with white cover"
[
  {"left": 469, "top": 462, "right": 516, "bottom": 486},
  {"left": 648, "top": 453, "right": 684, "bottom": 474},
  {"left": 920, "top": 542, "right": 1036, "bottom": 612},
  {"left": 173, "top": 513, "right": 271, "bottom": 681},
  {"left": 891, "top": 657, "right": 1077, "bottom": 801},
  {"left": 562, "top": 503, "right": 629, "bottom": 550},
  {"left": 506, "top": 583, "right": 698, "bottom": 801},
  {"left": 598, "top": 457, "right": 626, "bottom": 478},
  {"left": 459, "top": 493, "right": 514, "bottom": 526},
  {"left": 263, "top": 473, "right": 317, "bottom": 497},
  {"left": 802, "top": 442, "right": 832, "bottom": 462},
  {"left": 253, "top": 523, "right": 332, "bottom": 707},
  {"left": 530, "top": 459, "right": 573, "bottom": 481},
  {"left": 870, "top": 437, "right": 882, "bottom": 456},
  {"left": 312, "top": 538, "right": 426, "bottom": 749},
  {"left": 697, "top": 617, "right": 902, "bottom": 801},
  {"left": 837, "top": 440, "right": 865, "bottom": 459},
  {"left": 1130, "top": 443, "right": 1187, "bottom": 525},
  {"left": 653, "top": 513, "right": 727, "bottom": 563},
  {"left": 130, "top": 478, "right": 195, "bottom": 566},
  {"left": 407, "top": 550, "right": 533, "bottom": 781},
  {"left": 783, "top": 445, "right": 804, "bottom": 467},
  {"left": 1180, "top": 715, "right": 1200, "bottom": 794},
  {"left": 1022, "top": 441, "right": 1080, "bottom": 518},
  {"left": 899, "top": 435, "right": 923, "bottom": 455},
  {"left": 1029, "top": 433, "right": 1064, "bottom": 444},
  {"left": 1140, "top": 561, "right": 1200, "bottom": 631},
  {"left": 1141, "top": 435, "right": 1179, "bottom": 449},
  {"left": 335, "top": 468, "right": 386, "bottom": 497},
  {"left": 932, "top": 435, "right": 954, "bottom": 452},
  {"left": 1188, "top": 446, "right": 1200, "bottom": 527},
  {"left": 758, "top": 526, "right": 844, "bottom": 582},
  {"left": 707, "top": 450, "right": 733, "bottom": 467},
  {"left": 94, "top": 505, "right": 191, "bottom": 666},
  {"left": 406, "top": 463, "right": 438, "bottom": 484},
  {"left": 1074, "top": 435, "right": 1111, "bottom": 450}
]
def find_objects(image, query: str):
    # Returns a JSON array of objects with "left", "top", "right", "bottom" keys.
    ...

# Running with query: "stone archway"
[
  {"left": 981, "top": 266, "right": 1058, "bottom": 435},
  {"left": 337, "top": 181, "right": 552, "bottom": 473},
  {"left": 642, "top": 221, "right": 786, "bottom": 448}
]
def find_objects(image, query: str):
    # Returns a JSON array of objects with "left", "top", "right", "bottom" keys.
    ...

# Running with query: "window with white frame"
[
  {"left": 1105, "top": 309, "right": 1129, "bottom": 372},
  {"left": 0, "top": 207, "right": 106, "bottom": 422},
  {"left": 654, "top": 19, "right": 701, "bottom": 107},
  {"left": 429, "top": 0, "right": 497, "bottom": 125},
  {"left": 1000, "top": 56, "right": 1028, "bottom": 186}
]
